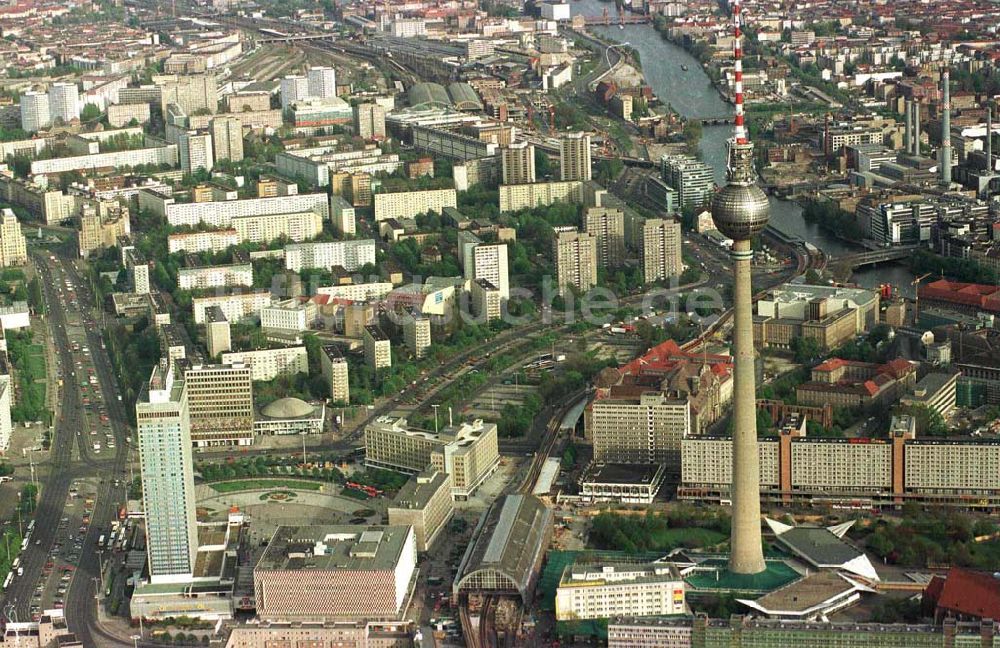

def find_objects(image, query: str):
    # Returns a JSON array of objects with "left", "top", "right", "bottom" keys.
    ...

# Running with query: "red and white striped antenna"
[{"left": 732, "top": 0, "right": 747, "bottom": 144}]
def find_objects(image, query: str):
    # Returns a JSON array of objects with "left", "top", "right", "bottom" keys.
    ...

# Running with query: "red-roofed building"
[
  {"left": 797, "top": 357, "right": 916, "bottom": 410},
  {"left": 919, "top": 279, "right": 1000, "bottom": 314},
  {"left": 587, "top": 340, "right": 734, "bottom": 440},
  {"left": 925, "top": 567, "right": 1000, "bottom": 623}
]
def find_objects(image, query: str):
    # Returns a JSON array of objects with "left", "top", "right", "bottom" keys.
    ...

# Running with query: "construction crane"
[{"left": 911, "top": 272, "right": 932, "bottom": 324}]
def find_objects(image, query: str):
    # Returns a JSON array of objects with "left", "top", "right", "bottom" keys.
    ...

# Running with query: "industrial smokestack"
[
  {"left": 914, "top": 101, "right": 921, "bottom": 156},
  {"left": 941, "top": 69, "right": 952, "bottom": 186},
  {"left": 904, "top": 100, "right": 912, "bottom": 154}
]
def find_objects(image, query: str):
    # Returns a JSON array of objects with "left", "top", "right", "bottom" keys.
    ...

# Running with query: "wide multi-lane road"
[{"left": 2, "top": 249, "right": 137, "bottom": 646}]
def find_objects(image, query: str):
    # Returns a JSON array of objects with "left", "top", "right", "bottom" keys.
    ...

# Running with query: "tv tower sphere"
[{"left": 710, "top": 169, "right": 770, "bottom": 241}]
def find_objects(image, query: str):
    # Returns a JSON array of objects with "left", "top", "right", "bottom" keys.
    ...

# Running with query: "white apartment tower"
[
  {"left": 48, "top": 82, "right": 80, "bottom": 124},
  {"left": 553, "top": 227, "right": 598, "bottom": 297},
  {"left": 501, "top": 141, "right": 536, "bottom": 185},
  {"left": 307, "top": 67, "right": 337, "bottom": 100},
  {"left": 560, "top": 132, "right": 592, "bottom": 181},
  {"left": 20, "top": 91, "right": 50, "bottom": 133},
  {"left": 179, "top": 131, "right": 214, "bottom": 173},
  {"left": 136, "top": 362, "right": 198, "bottom": 583},
  {"left": 210, "top": 116, "right": 244, "bottom": 163},
  {"left": 321, "top": 345, "right": 351, "bottom": 404},
  {"left": 403, "top": 314, "right": 432, "bottom": 359},
  {"left": 584, "top": 207, "right": 625, "bottom": 268},
  {"left": 641, "top": 218, "right": 683, "bottom": 283},
  {"left": 472, "top": 244, "right": 509, "bottom": 301},
  {"left": 280, "top": 75, "right": 310, "bottom": 110}
]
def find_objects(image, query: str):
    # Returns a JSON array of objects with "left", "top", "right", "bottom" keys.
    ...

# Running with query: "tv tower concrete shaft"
[
  {"left": 729, "top": 236, "right": 766, "bottom": 574},
  {"left": 710, "top": 0, "right": 767, "bottom": 575}
]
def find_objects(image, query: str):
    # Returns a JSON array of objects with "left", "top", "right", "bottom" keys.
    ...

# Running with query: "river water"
[{"left": 573, "top": 1, "right": 915, "bottom": 295}]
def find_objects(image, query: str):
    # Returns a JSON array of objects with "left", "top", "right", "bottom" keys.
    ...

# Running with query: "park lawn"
[
  {"left": 209, "top": 479, "right": 324, "bottom": 493},
  {"left": 650, "top": 527, "right": 726, "bottom": 550}
]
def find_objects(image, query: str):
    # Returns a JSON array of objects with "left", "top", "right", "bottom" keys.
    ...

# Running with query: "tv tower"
[
  {"left": 710, "top": 0, "right": 768, "bottom": 575},
  {"left": 940, "top": 66, "right": 952, "bottom": 187}
]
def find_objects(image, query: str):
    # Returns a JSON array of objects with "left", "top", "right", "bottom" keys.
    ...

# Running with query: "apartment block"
[
  {"left": 403, "top": 314, "right": 432, "bottom": 359},
  {"left": 140, "top": 192, "right": 330, "bottom": 229},
  {"left": 353, "top": 102, "right": 387, "bottom": 140},
  {"left": 184, "top": 362, "right": 254, "bottom": 447},
  {"left": 284, "top": 239, "right": 376, "bottom": 272},
  {"left": 225, "top": 91, "right": 270, "bottom": 112},
  {"left": 179, "top": 130, "right": 214, "bottom": 173},
  {"left": 365, "top": 417, "right": 500, "bottom": 499},
  {"left": 192, "top": 291, "right": 272, "bottom": 324},
  {"left": 210, "top": 116, "right": 243, "bottom": 163},
  {"left": 168, "top": 230, "right": 239, "bottom": 254},
  {"left": 204, "top": 306, "right": 231, "bottom": 358},
  {"left": 559, "top": 132, "right": 592, "bottom": 181},
  {"left": 469, "top": 243, "right": 509, "bottom": 300},
  {"left": 679, "top": 418, "right": 1000, "bottom": 508},
  {"left": 498, "top": 179, "right": 605, "bottom": 213},
  {"left": 330, "top": 194, "right": 356, "bottom": 236},
  {"left": 501, "top": 141, "right": 536, "bottom": 185},
  {"left": 177, "top": 263, "right": 252, "bottom": 290},
  {"left": 387, "top": 469, "right": 454, "bottom": 552},
  {"left": 221, "top": 347, "right": 308, "bottom": 382},
  {"left": 260, "top": 299, "right": 315, "bottom": 333},
  {"left": 471, "top": 278, "right": 502, "bottom": 323},
  {"left": 30, "top": 144, "right": 179, "bottom": 176},
  {"left": 584, "top": 207, "right": 625, "bottom": 269},
  {"left": 320, "top": 345, "right": 350, "bottom": 404},
  {"left": 107, "top": 102, "right": 151, "bottom": 127},
  {"left": 641, "top": 218, "right": 683, "bottom": 283},
  {"left": 232, "top": 210, "right": 323, "bottom": 245},
  {"left": 553, "top": 227, "right": 598, "bottom": 297},
  {"left": 374, "top": 188, "right": 457, "bottom": 222},
  {"left": 364, "top": 325, "right": 392, "bottom": 370}
]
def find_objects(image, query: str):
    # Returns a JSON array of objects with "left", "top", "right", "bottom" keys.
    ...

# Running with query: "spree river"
[{"left": 573, "top": 0, "right": 915, "bottom": 295}]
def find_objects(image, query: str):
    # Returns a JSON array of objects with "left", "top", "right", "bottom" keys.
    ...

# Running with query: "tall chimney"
[
  {"left": 941, "top": 68, "right": 952, "bottom": 186},
  {"left": 904, "top": 100, "right": 912, "bottom": 154},
  {"left": 914, "top": 100, "right": 921, "bottom": 156}
]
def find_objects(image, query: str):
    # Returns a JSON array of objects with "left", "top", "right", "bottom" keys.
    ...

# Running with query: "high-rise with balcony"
[
  {"left": 210, "top": 116, "right": 243, "bottom": 163},
  {"left": 641, "top": 218, "right": 683, "bottom": 283},
  {"left": 403, "top": 313, "right": 432, "bottom": 359},
  {"left": 179, "top": 131, "right": 214, "bottom": 173},
  {"left": 20, "top": 91, "right": 50, "bottom": 133},
  {"left": 560, "top": 132, "right": 592, "bottom": 181},
  {"left": 136, "top": 361, "right": 198, "bottom": 583},
  {"left": 553, "top": 227, "right": 598, "bottom": 297},
  {"left": 48, "top": 82, "right": 80, "bottom": 124},
  {"left": 307, "top": 67, "right": 337, "bottom": 100},
  {"left": 353, "top": 103, "right": 386, "bottom": 140},
  {"left": 584, "top": 207, "right": 625, "bottom": 268},
  {"left": 501, "top": 141, "right": 536, "bottom": 185},
  {"left": 280, "top": 75, "right": 309, "bottom": 110}
]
